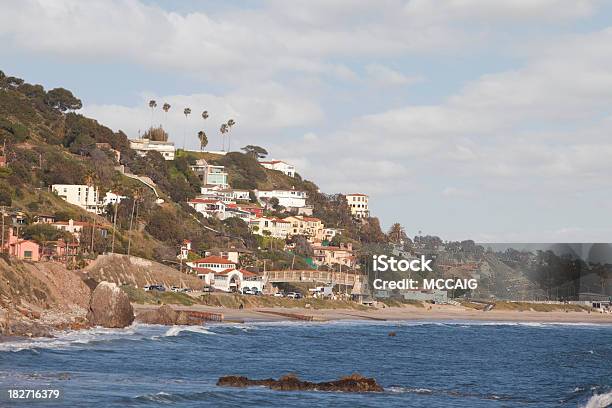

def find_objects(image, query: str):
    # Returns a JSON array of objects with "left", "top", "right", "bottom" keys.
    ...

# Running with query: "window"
[{"left": 24, "top": 250, "right": 32, "bottom": 260}]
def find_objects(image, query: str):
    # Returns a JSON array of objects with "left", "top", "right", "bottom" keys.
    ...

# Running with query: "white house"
[
  {"left": 129, "top": 138, "right": 176, "bottom": 160},
  {"left": 52, "top": 184, "right": 101, "bottom": 214},
  {"left": 259, "top": 160, "right": 296, "bottom": 177},
  {"left": 51, "top": 219, "right": 90, "bottom": 241},
  {"left": 249, "top": 216, "right": 291, "bottom": 239},
  {"left": 345, "top": 193, "right": 369, "bottom": 219},
  {"left": 188, "top": 198, "right": 226, "bottom": 219},
  {"left": 189, "top": 160, "right": 229, "bottom": 187},
  {"left": 102, "top": 191, "right": 126, "bottom": 207},
  {"left": 254, "top": 189, "right": 307, "bottom": 209},
  {"left": 213, "top": 269, "right": 264, "bottom": 292},
  {"left": 199, "top": 186, "right": 250, "bottom": 204}
]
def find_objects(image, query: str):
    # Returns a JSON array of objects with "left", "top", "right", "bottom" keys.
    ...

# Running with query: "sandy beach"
[{"left": 132, "top": 303, "right": 612, "bottom": 324}]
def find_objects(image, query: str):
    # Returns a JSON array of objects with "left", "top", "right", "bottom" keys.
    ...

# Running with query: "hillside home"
[
  {"left": 129, "top": 138, "right": 175, "bottom": 160},
  {"left": 51, "top": 219, "right": 89, "bottom": 240},
  {"left": 52, "top": 184, "right": 102, "bottom": 214},
  {"left": 346, "top": 193, "right": 370, "bottom": 219},
  {"left": 284, "top": 215, "right": 325, "bottom": 242},
  {"left": 254, "top": 189, "right": 307, "bottom": 209},
  {"left": 249, "top": 216, "right": 291, "bottom": 239},
  {"left": 312, "top": 243, "right": 355, "bottom": 269},
  {"left": 187, "top": 198, "right": 226, "bottom": 219},
  {"left": 102, "top": 191, "right": 126, "bottom": 207},
  {"left": 259, "top": 160, "right": 296, "bottom": 177},
  {"left": 190, "top": 160, "right": 229, "bottom": 187},
  {"left": 5, "top": 227, "right": 40, "bottom": 261}
]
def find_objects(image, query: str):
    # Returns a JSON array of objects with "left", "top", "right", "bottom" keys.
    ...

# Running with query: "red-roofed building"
[{"left": 187, "top": 255, "right": 236, "bottom": 272}]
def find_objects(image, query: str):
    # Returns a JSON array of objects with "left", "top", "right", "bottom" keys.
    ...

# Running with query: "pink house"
[{"left": 6, "top": 228, "right": 40, "bottom": 261}]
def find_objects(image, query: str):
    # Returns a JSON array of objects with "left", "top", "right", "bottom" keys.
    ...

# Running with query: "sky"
[{"left": 1, "top": 0, "right": 612, "bottom": 242}]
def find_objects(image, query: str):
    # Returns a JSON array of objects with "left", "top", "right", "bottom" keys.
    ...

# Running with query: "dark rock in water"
[
  {"left": 217, "top": 373, "right": 384, "bottom": 392},
  {"left": 388, "top": 331, "right": 396, "bottom": 337},
  {"left": 87, "top": 282, "right": 134, "bottom": 328},
  {"left": 135, "top": 305, "right": 201, "bottom": 325}
]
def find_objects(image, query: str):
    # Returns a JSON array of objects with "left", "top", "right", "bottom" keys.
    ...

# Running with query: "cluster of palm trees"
[{"left": 148, "top": 99, "right": 236, "bottom": 152}]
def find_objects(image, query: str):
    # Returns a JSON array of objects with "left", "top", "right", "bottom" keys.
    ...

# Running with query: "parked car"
[
  {"left": 286, "top": 292, "right": 303, "bottom": 299},
  {"left": 241, "top": 288, "right": 254, "bottom": 295},
  {"left": 251, "top": 289, "right": 262, "bottom": 296},
  {"left": 144, "top": 284, "right": 165, "bottom": 292},
  {"left": 273, "top": 292, "right": 285, "bottom": 297},
  {"left": 170, "top": 286, "right": 180, "bottom": 292}
]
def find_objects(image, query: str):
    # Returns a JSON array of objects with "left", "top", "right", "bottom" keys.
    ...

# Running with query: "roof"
[
  {"left": 191, "top": 256, "right": 236, "bottom": 265},
  {"left": 189, "top": 198, "right": 224, "bottom": 204},
  {"left": 192, "top": 267, "right": 215, "bottom": 274},
  {"left": 346, "top": 193, "right": 368, "bottom": 197},
  {"left": 215, "top": 268, "right": 239, "bottom": 276},
  {"left": 52, "top": 220, "right": 89, "bottom": 227},
  {"left": 240, "top": 269, "right": 259, "bottom": 278},
  {"left": 312, "top": 246, "right": 351, "bottom": 252}
]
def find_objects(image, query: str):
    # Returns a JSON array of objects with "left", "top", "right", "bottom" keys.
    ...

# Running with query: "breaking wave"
[
  {"left": 163, "top": 325, "right": 216, "bottom": 337},
  {"left": 582, "top": 391, "right": 612, "bottom": 408}
]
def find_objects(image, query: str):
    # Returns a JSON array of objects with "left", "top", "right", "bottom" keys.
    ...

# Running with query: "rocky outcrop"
[
  {"left": 87, "top": 282, "right": 134, "bottom": 328},
  {"left": 135, "top": 305, "right": 201, "bottom": 325},
  {"left": 217, "top": 374, "right": 384, "bottom": 392}
]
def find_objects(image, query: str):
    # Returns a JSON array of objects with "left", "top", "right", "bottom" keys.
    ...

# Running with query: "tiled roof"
[{"left": 191, "top": 256, "right": 236, "bottom": 265}]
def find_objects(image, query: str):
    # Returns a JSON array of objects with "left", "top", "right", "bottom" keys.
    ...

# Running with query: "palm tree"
[
  {"left": 162, "top": 103, "right": 171, "bottom": 126},
  {"left": 388, "top": 223, "right": 406, "bottom": 244},
  {"left": 226, "top": 119, "right": 236, "bottom": 152},
  {"left": 197, "top": 131, "right": 208, "bottom": 151},
  {"left": 182, "top": 107, "right": 191, "bottom": 149},
  {"left": 202, "top": 110, "right": 209, "bottom": 120},
  {"left": 220, "top": 123, "right": 229, "bottom": 151},
  {"left": 148, "top": 100, "right": 157, "bottom": 127}
]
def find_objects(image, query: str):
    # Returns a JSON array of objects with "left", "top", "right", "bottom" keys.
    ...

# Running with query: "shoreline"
[{"left": 133, "top": 303, "right": 612, "bottom": 325}]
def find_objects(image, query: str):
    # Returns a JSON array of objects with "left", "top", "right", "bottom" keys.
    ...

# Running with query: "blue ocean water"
[{"left": 1, "top": 321, "right": 611, "bottom": 407}]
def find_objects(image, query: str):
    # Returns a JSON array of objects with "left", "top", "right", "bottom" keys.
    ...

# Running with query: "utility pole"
[
  {"left": 111, "top": 203, "right": 118, "bottom": 253},
  {"left": 90, "top": 217, "right": 96, "bottom": 254},
  {"left": 127, "top": 198, "right": 136, "bottom": 256},
  {"left": 1, "top": 206, "right": 5, "bottom": 254}
]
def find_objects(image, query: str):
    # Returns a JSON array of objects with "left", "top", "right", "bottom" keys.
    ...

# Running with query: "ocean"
[{"left": 1, "top": 321, "right": 611, "bottom": 407}]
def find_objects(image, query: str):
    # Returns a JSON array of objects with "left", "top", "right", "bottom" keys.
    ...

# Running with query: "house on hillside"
[
  {"left": 254, "top": 189, "right": 307, "bottom": 209},
  {"left": 345, "top": 193, "right": 370, "bottom": 219},
  {"left": 51, "top": 219, "right": 89, "bottom": 241},
  {"left": 284, "top": 215, "right": 325, "bottom": 242},
  {"left": 187, "top": 198, "right": 226, "bottom": 219},
  {"left": 52, "top": 184, "right": 102, "bottom": 214},
  {"left": 189, "top": 159, "right": 229, "bottom": 188},
  {"left": 129, "top": 138, "right": 175, "bottom": 160},
  {"left": 102, "top": 191, "right": 126, "bottom": 207},
  {"left": 312, "top": 243, "right": 355, "bottom": 269},
  {"left": 249, "top": 216, "right": 290, "bottom": 239},
  {"left": 5, "top": 227, "right": 40, "bottom": 261},
  {"left": 259, "top": 160, "right": 296, "bottom": 177}
]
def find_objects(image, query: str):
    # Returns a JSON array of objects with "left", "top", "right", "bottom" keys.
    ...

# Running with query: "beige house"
[
  {"left": 346, "top": 193, "right": 369, "bottom": 219},
  {"left": 284, "top": 215, "right": 325, "bottom": 242},
  {"left": 312, "top": 243, "right": 355, "bottom": 269},
  {"left": 249, "top": 217, "right": 291, "bottom": 239}
]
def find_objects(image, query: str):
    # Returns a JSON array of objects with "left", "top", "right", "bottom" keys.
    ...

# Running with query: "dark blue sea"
[{"left": 1, "top": 321, "right": 611, "bottom": 407}]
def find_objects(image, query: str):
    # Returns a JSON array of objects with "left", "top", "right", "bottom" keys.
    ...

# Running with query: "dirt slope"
[{"left": 84, "top": 253, "right": 203, "bottom": 289}]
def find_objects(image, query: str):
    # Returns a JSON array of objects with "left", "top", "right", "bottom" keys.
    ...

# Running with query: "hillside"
[
  {"left": 0, "top": 69, "right": 387, "bottom": 273},
  {"left": 84, "top": 253, "right": 203, "bottom": 289}
]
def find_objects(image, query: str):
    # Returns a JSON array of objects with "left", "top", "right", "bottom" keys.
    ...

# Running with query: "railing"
[{"left": 264, "top": 270, "right": 362, "bottom": 285}]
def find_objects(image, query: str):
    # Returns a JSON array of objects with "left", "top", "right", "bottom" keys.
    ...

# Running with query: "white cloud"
[
  {"left": 83, "top": 83, "right": 324, "bottom": 150},
  {"left": 365, "top": 64, "right": 423, "bottom": 86}
]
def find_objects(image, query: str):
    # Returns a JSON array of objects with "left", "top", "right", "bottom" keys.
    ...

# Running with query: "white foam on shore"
[
  {"left": 163, "top": 325, "right": 216, "bottom": 337},
  {"left": 0, "top": 324, "right": 157, "bottom": 352},
  {"left": 582, "top": 391, "right": 612, "bottom": 408}
]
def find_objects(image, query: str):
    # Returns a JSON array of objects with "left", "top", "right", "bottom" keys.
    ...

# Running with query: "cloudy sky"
[{"left": 2, "top": 0, "right": 611, "bottom": 242}]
